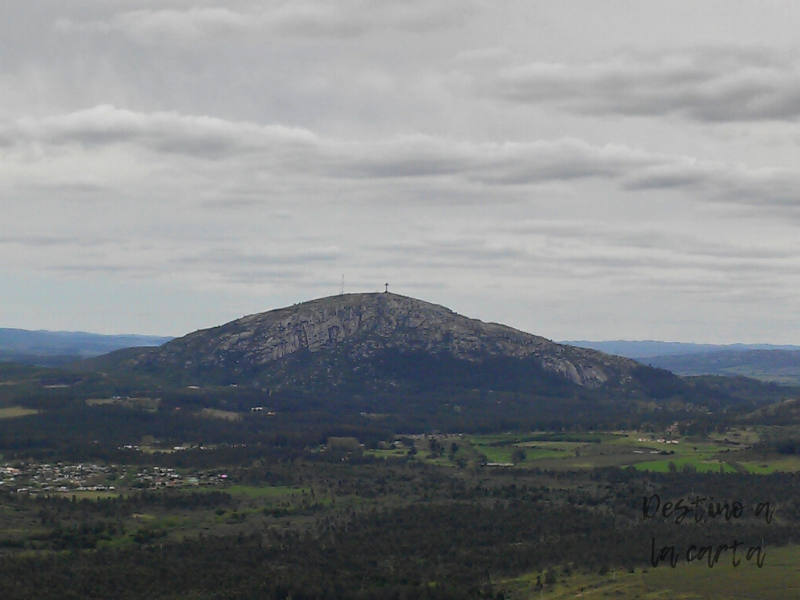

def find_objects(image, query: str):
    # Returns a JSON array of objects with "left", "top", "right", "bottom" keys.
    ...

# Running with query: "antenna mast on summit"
[
  {"left": 341, "top": 274, "right": 344, "bottom": 295},
  {"left": 385, "top": 283, "right": 389, "bottom": 293}
]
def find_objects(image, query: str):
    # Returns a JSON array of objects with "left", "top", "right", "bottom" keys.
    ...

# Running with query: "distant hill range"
[
  {"left": 0, "top": 328, "right": 172, "bottom": 366},
  {"left": 565, "top": 340, "right": 800, "bottom": 385}
]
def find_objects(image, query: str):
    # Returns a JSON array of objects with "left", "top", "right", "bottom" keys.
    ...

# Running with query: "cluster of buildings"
[
  {"left": 0, "top": 463, "right": 229, "bottom": 494},
  {"left": 128, "top": 466, "right": 228, "bottom": 489},
  {"left": 0, "top": 462, "right": 116, "bottom": 494}
]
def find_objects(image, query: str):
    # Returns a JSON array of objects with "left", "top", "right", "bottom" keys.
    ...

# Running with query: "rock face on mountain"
[{"left": 115, "top": 293, "right": 638, "bottom": 389}]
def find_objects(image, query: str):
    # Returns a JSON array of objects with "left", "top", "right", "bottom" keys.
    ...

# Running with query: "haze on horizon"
[{"left": 3, "top": 1, "right": 800, "bottom": 345}]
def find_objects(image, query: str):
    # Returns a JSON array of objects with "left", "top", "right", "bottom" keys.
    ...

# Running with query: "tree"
[{"left": 449, "top": 442, "right": 459, "bottom": 460}]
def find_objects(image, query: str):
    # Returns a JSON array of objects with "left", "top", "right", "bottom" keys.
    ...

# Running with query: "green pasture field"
[
  {"left": 364, "top": 448, "right": 410, "bottom": 459},
  {"left": 516, "top": 443, "right": 581, "bottom": 460},
  {"left": 470, "top": 432, "right": 642, "bottom": 467},
  {"left": 86, "top": 397, "right": 159, "bottom": 411},
  {"left": 0, "top": 406, "right": 39, "bottom": 419},
  {"left": 464, "top": 429, "right": 800, "bottom": 473},
  {"left": 200, "top": 408, "right": 241, "bottom": 421},
  {"left": 515, "top": 441, "right": 584, "bottom": 451},
  {"left": 480, "top": 444, "right": 578, "bottom": 463},
  {"left": 468, "top": 432, "right": 618, "bottom": 446},
  {"left": 633, "top": 458, "right": 737, "bottom": 473},
  {"left": 468, "top": 435, "right": 588, "bottom": 464},
  {"left": 708, "top": 428, "right": 761, "bottom": 445},
  {"left": 738, "top": 457, "right": 800, "bottom": 474},
  {"left": 466, "top": 433, "right": 521, "bottom": 445},
  {"left": 503, "top": 545, "right": 800, "bottom": 600},
  {"left": 474, "top": 444, "right": 515, "bottom": 463}
]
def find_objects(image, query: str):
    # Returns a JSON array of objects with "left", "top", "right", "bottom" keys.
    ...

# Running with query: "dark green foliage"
[
  {"left": 368, "top": 350, "right": 574, "bottom": 396},
  {"left": 1, "top": 470, "right": 798, "bottom": 600},
  {"left": 631, "top": 365, "right": 690, "bottom": 400},
  {"left": 510, "top": 448, "right": 527, "bottom": 464},
  {"left": 755, "top": 432, "right": 800, "bottom": 455}
]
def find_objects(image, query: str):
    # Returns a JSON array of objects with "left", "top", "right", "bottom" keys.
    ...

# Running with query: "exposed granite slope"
[{"left": 123, "top": 293, "right": 636, "bottom": 388}]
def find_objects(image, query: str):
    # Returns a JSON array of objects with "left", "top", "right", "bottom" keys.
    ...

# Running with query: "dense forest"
[{"left": 1, "top": 464, "right": 798, "bottom": 600}]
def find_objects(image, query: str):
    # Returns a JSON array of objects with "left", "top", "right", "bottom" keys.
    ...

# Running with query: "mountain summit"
[{"left": 99, "top": 293, "right": 639, "bottom": 391}]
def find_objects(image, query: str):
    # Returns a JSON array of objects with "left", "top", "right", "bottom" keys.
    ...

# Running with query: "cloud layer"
[
  {"left": 2, "top": 2, "right": 800, "bottom": 342},
  {"left": 6, "top": 105, "right": 800, "bottom": 214},
  {"left": 490, "top": 48, "right": 800, "bottom": 122},
  {"left": 55, "top": 0, "right": 482, "bottom": 43}
]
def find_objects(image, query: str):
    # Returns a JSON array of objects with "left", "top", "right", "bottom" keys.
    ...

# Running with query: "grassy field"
[
  {"left": 86, "top": 397, "right": 159, "bottom": 411},
  {"left": 737, "top": 457, "right": 800, "bottom": 474},
  {"left": 467, "top": 434, "right": 599, "bottom": 465},
  {"left": 503, "top": 545, "right": 800, "bottom": 600},
  {"left": 364, "top": 448, "right": 410, "bottom": 459},
  {"left": 708, "top": 428, "right": 761, "bottom": 445},
  {"left": 200, "top": 408, "right": 241, "bottom": 421},
  {"left": 633, "top": 457, "right": 737, "bottom": 473},
  {"left": 0, "top": 406, "right": 39, "bottom": 419},
  {"left": 462, "top": 429, "right": 800, "bottom": 474}
]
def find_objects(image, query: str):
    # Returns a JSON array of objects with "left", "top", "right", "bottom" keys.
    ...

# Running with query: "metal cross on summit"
[{"left": 384, "top": 283, "right": 389, "bottom": 293}]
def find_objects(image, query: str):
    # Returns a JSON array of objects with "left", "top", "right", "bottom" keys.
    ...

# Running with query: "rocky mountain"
[{"left": 90, "top": 292, "right": 642, "bottom": 392}]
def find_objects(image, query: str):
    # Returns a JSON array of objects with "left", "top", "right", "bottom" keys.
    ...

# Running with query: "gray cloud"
[
  {"left": 8, "top": 105, "right": 800, "bottom": 215},
  {"left": 176, "top": 246, "right": 342, "bottom": 267},
  {"left": 55, "top": 0, "right": 482, "bottom": 44},
  {"left": 490, "top": 48, "right": 800, "bottom": 122},
  {"left": 483, "top": 219, "right": 800, "bottom": 283},
  {"left": 4, "top": 3, "right": 800, "bottom": 342},
  {"left": 11, "top": 105, "right": 319, "bottom": 156},
  {"left": 0, "top": 106, "right": 682, "bottom": 190},
  {"left": 334, "top": 136, "right": 663, "bottom": 184},
  {"left": 50, "top": 264, "right": 156, "bottom": 275},
  {"left": 0, "top": 235, "right": 110, "bottom": 248},
  {"left": 375, "top": 239, "right": 527, "bottom": 270},
  {"left": 554, "top": 220, "right": 790, "bottom": 256}
]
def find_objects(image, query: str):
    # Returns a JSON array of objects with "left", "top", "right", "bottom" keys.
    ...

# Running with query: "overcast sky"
[{"left": 3, "top": 1, "right": 800, "bottom": 343}]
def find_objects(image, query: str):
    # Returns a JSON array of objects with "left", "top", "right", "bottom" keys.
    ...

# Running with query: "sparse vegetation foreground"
[{"left": 1, "top": 422, "right": 799, "bottom": 600}]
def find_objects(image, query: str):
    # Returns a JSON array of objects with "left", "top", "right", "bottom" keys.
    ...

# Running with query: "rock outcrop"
[{"left": 120, "top": 293, "right": 636, "bottom": 389}]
